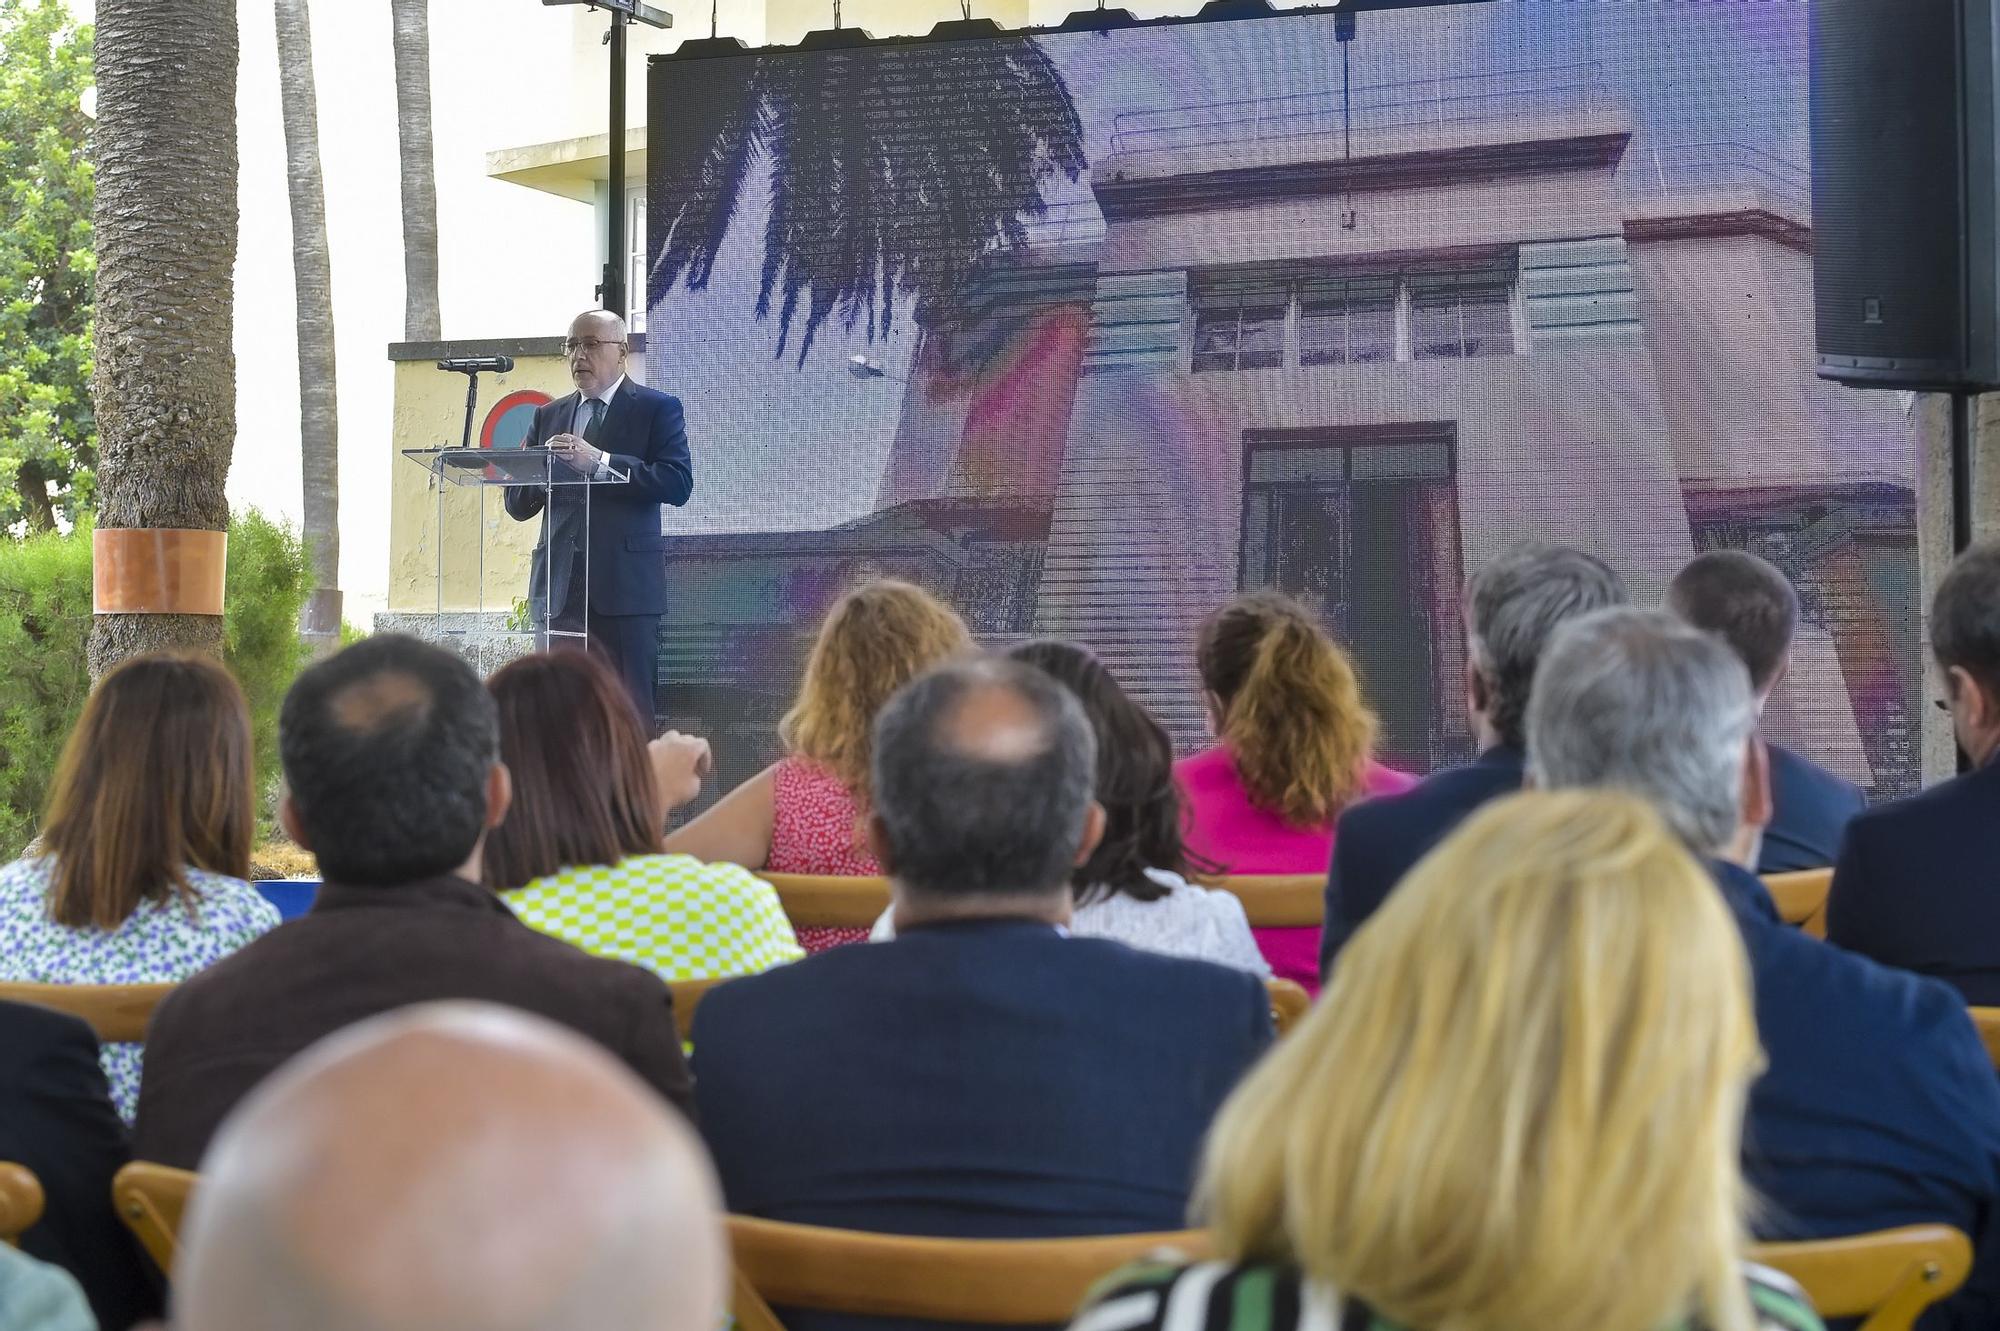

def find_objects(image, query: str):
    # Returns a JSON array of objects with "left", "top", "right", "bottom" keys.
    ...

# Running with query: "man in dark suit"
[
  {"left": 1828, "top": 541, "right": 2000, "bottom": 1003},
  {"left": 0, "top": 1001, "right": 160, "bottom": 1329},
  {"left": 1320, "top": 542, "right": 1625, "bottom": 975},
  {"left": 503, "top": 309, "right": 693, "bottom": 729},
  {"left": 134, "top": 635, "right": 691, "bottom": 1171},
  {"left": 1531, "top": 607, "right": 2000, "bottom": 1331},
  {"left": 1668, "top": 549, "right": 1866, "bottom": 872},
  {"left": 694, "top": 657, "right": 1270, "bottom": 1321}
]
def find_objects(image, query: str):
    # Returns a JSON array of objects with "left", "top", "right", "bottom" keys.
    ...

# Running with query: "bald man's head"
[
  {"left": 174, "top": 1004, "right": 724, "bottom": 1331},
  {"left": 870, "top": 656, "right": 1100, "bottom": 908}
]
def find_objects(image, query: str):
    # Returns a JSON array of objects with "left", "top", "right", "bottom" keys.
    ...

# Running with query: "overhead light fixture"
[{"left": 542, "top": 0, "right": 672, "bottom": 30}]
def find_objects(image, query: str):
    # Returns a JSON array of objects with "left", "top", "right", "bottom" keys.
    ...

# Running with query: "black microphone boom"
[{"left": 437, "top": 355, "right": 515, "bottom": 374}]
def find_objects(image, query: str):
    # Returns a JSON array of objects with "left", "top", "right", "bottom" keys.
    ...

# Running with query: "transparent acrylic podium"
[{"left": 400, "top": 446, "right": 630, "bottom": 676}]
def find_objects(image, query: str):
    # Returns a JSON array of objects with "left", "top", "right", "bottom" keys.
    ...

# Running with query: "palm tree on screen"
[{"left": 649, "top": 38, "right": 1085, "bottom": 364}]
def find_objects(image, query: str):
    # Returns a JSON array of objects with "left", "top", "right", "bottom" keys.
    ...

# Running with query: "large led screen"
[{"left": 646, "top": 0, "right": 1921, "bottom": 807}]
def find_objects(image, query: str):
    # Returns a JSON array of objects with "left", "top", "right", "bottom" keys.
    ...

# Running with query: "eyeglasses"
[{"left": 563, "top": 338, "right": 625, "bottom": 354}]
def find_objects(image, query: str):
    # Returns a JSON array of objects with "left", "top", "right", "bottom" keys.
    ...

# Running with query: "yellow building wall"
[{"left": 387, "top": 354, "right": 574, "bottom": 612}]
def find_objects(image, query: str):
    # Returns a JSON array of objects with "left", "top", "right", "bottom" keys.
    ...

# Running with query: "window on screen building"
[{"left": 1189, "top": 254, "right": 1520, "bottom": 371}]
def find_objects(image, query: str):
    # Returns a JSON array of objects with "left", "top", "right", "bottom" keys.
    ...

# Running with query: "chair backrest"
[
  {"left": 669, "top": 975, "right": 735, "bottom": 1042},
  {"left": 1969, "top": 1007, "right": 2000, "bottom": 1069},
  {"left": 1762, "top": 868, "right": 1832, "bottom": 939},
  {"left": 1197, "top": 874, "right": 1325, "bottom": 928},
  {"left": 0, "top": 980, "right": 175, "bottom": 1044},
  {"left": 1749, "top": 1224, "right": 1970, "bottom": 1331},
  {"left": 728, "top": 1215, "right": 1206, "bottom": 1327},
  {"left": 1266, "top": 979, "right": 1310, "bottom": 1035},
  {"left": 758, "top": 874, "right": 892, "bottom": 929},
  {"left": 0, "top": 1163, "right": 44, "bottom": 1246},
  {"left": 112, "top": 1161, "right": 196, "bottom": 1275}
]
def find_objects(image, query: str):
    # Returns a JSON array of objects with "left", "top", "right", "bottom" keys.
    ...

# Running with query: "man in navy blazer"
[
  {"left": 1668, "top": 550, "right": 1866, "bottom": 872},
  {"left": 1320, "top": 542, "right": 1625, "bottom": 975},
  {"left": 1531, "top": 607, "right": 2000, "bottom": 1331},
  {"left": 0, "top": 1001, "right": 160, "bottom": 1330},
  {"left": 694, "top": 657, "right": 1271, "bottom": 1329},
  {"left": 504, "top": 310, "right": 693, "bottom": 726},
  {"left": 1829, "top": 542, "right": 2000, "bottom": 1003}
]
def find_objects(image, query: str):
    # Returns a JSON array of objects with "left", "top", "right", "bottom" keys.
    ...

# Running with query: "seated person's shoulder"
[
  {"left": 0, "top": 997, "right": 97, "bottom": 1057},
  {"left": 1768, "top": 922, "right": 1988, "bottom": 1063}
]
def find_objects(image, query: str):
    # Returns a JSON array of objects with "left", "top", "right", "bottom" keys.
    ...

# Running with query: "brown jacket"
[{"left": 132, "top": 874, "right": 691, "bottom": 1170}]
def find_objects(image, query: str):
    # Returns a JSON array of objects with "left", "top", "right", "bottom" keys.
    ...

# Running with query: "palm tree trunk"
[
  {"left": 391, "top": 0, "right": 441, "bottom": 341},
  {"left": 276, "top": 0, "right": 341, "bottom": 657},
  {"left": 88, "top": 0, "right": 238, "bottom": 676}
]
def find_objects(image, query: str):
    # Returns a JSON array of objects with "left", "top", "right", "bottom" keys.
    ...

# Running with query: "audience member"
[
  {"left": 695, "top": 658, "right": 1270, "bottom": 1330},
  {"left": 173, "top": 1002, "right": 727, "bottom": 1331},
  {"left": 0, "top": 1244, "right": 96, "bottom": 1331},
  {"left": 1668, "top": 549, "right": 1865, "bottom": 872},
  {"left": 1073, "top": 791, "right": 1821, "bottom": 1331},
  {"left": 0, "top": 654, "right": 278, "bottom": 1122},
  {"left": 486, "top": 651, "right": 802, "bottom": 983},
  {"left": 1529, "top": 606, "right": 2000, "bottom": 1331},
  {"left": 133, "top": 635, "right": 692, "bottom": 1170},
  {"left": 0, "top": 1001, "right": 158, "bottom": 1330},
  {"left": 666, "top": 579, "right": 970, "bottom": 948},
  {"left": 1827, "top": 540, "right": 2000, "bottom": 1001},
  {"left": 1319, "top": 542, "right": 1625, "bottom": 974},
  {"left": 1178, "top": 593, "right": 1412, "bottom": 987},
  {"left": 870, "top": 641, "right": 1265, "bottom": 977}
]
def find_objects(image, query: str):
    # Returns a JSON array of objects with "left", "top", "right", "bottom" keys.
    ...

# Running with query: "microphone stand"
[{"left": 458, "top": 368, "right": 483, "bottom": 452}]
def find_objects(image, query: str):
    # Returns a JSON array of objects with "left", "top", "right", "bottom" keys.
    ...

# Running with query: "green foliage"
[
  {"left": 0, "top": 0, "right": 95, "bottom": 533},
  {"left": 0, "top": 511, "right": 314, "bottom": 858}
]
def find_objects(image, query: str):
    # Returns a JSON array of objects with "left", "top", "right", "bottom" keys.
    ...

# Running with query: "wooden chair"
[
  {"left": 1750, "top": 1224, "right": 1970, "bottom": 1331},
  {"left": 0, "top": 1163, "right": 44, "bottom": 1246},
  {"left": 1266, "top": 978, "right": 1310, "bottom": 1036},
  {"left": 1198, "top": 874, "right": 1325, "bottom": 928},
  {"left": 1969, "top": 1007, "right": 2000, "bottom": 1069},
  {"left": 1762, "top": 868, "right": 1832, "bottom": 939},
  {"left": 668, "top": 975, "right": 735, "bottom": 1042},
  {"left": 729, "top": 1215, "right": 1206, "bottom": 1330},
  {"left": 112, "top": 1162, "right": 195, "bottom": 1275},
  {"left": 0, "top": 980, "right": 175, "bottom": 1043},
  {"left": 759, "top": 874, "right": 892, "bottom": 930}
]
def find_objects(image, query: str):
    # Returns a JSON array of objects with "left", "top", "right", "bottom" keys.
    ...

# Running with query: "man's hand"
[
  {"left": 546, "top": 431, "right": 603, "bottom": 476},
  {"left": 649, "top": 730, "right": 714, "bottom": 814}
]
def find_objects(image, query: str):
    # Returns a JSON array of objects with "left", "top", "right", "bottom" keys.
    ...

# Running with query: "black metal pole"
[
  {"left": 602, "top": 9, "right": 628, "bottom": 318},
  {"left": 460, "top": 371, "right": 480, "bottom": 451},
  {"left": 1953, "top": 389, "right": 1975, "bottom": 554}
]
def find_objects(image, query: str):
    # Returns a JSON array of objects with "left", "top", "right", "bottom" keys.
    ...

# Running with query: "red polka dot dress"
[{"left": 768, "top": 755, "right": 878, "bottom": 951}]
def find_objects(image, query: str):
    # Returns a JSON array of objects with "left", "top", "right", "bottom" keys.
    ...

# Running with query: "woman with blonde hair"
[
  {"left": 1176, "top": 592, "right": 1414, "bottom": 987},
  {"left": 1072, "top": 791, "right": 1821, "bottom": 1331},
  {"left": 666, "top": 578, "right": 971, "bottom": 941}
]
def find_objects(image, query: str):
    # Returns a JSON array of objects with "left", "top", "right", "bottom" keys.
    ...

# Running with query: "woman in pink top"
[
  {"left": 666, "top": 578, "right": 972, "bottom": 948},
  {"left": 1174, "top": 593, "right": 1417, "bottom": 988}
]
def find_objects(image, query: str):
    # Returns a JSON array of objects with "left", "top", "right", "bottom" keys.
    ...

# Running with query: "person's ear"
[
  {"left": 1741, "top": 734, "right": 1774, "bottom": 835},
  {"left": 278, "top": 790, "right": 311, "bottom": 851},
  {"left": 486, "top": 763, "right": 514, "bottom": 830},
  {"left": 1950, "top": 665, "right": 1993, "bottom": 732},
  {"left": 865, "top": 814, "right": 895, "bottom": 875},
  {"left": 1072, "top": 801, "right": 1108, "bottom": 868},
  {"left": 1464, "top": 657, "right": 1490, "bottom": 718}
]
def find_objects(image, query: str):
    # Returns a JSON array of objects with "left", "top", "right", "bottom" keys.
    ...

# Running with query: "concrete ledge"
[{"left": 387, "top": 334, "right": 649, "bottom": 363}]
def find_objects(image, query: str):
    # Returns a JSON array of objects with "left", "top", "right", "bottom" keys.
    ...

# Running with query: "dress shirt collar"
[
  {"left": 580, "top": 375, "right": 626, "bottom": 410},
  {"left": 309, "top": 873, "right": 515, "bottom": 919}
]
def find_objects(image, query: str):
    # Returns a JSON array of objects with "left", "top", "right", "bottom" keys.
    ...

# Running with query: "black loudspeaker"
[{"left": 1812, "top": 0, "right": 2000, "bottom": 389}]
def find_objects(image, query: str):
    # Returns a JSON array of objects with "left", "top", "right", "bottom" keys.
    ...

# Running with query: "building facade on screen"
[{"left": 643, "top": 0, "right": 1921, "bottom": 799}]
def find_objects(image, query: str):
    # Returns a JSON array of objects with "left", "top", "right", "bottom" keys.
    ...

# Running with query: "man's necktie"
[{"left": 582, "top": 397, "right": 605, "bottom": 445}]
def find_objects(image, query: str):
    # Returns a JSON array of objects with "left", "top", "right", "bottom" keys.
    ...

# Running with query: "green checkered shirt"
[{"left": 504, "top": 853, "right": 803, "bottom": 983}]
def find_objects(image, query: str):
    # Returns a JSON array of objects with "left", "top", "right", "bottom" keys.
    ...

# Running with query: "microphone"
[{"left": 436, "top": 355, "right": 514, "bottom": 374}]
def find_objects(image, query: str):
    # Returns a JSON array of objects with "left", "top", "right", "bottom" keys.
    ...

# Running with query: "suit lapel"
[{"left": 595, "top": 378, "right": 637, "bottom": 452}]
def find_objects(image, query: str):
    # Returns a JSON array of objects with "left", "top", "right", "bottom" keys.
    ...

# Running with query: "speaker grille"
[{"left": 1811, "top": 0, "right": 1966, "bottom": 375}]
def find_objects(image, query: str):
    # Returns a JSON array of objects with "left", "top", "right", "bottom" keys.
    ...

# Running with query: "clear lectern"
[{"left": 400, "top": 446, "right": 631, "bottom": 675}]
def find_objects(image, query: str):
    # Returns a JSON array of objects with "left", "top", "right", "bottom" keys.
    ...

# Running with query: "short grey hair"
[
  {"left": 871, "top": 656, "right": 1096, "bottom": 899},
  {"left": 1527, "top": 607, "right": 1756, "bottom": 856},
  {"left": 1466, "top": 543, "right": 1628, "bottom": 748}
]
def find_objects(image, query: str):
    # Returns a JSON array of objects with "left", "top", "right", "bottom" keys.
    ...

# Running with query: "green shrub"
[{"left": 0, "top": 510, "right": 313, "bottom": 858}]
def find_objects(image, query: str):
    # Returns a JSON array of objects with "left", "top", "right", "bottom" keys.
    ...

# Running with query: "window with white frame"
[
  {"left": 627, "top": 186, "right": 648, "bottom": 333},
  {"left": 1189, "top": 254, "right": 1520, "bottom": 372}
]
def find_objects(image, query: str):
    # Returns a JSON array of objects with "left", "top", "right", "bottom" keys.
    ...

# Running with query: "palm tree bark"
[
  {"left": 276, "top": 0, "right": 341, "bottom": 657},
  {"left": 391, "top": 0, "right": 441, "bottom": 341},
  {"left": 88, "top": 0, "right": 238, "bottom": 675}
]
